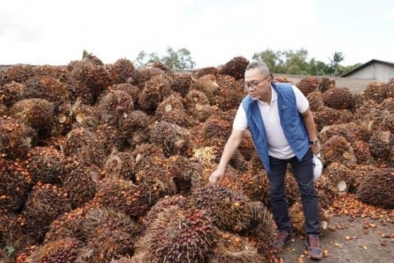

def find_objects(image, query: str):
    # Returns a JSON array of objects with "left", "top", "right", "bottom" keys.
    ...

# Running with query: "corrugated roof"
[{"left": 340, "top": 59, "right": 394, "bottom": 77}]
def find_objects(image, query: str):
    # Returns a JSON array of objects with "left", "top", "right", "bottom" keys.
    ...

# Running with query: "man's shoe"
[
  {"left": 305, "top": 234, "right": 323, "bottom": 260},
  {"left": 272, "top": 231, "right": 292, "bottom": 249}
]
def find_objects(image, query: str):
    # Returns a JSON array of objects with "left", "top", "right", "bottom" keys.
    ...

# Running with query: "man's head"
[{"left": 244, "top": 61, "right": 272, "bottom": 101}]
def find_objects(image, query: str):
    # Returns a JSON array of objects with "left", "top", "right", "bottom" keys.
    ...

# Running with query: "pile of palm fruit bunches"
[{"left": 0, "top": 54, "right": 393, "bottom": 263}]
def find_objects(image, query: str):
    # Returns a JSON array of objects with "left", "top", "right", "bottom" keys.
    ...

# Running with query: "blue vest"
[{"left": 242, "top": 82, "right": 309, "bottom": 174}]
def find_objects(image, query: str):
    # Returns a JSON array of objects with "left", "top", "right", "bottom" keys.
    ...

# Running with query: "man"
[{"left": 209, "top": 61, "right": 322, "bottom": 260}]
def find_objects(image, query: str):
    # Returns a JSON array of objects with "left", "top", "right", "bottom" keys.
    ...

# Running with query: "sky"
[{"left": 1, "top": 0, "right": 394, "bottom": 68}]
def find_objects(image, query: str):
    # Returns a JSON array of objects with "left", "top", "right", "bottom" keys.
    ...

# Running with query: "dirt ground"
[{"left": 274, "top": 208, "right": 394, "bottom": 263}]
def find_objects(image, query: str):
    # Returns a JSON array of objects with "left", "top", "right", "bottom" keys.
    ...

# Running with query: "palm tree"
[{"left": 329, "top": 52, "right": 345, "bottom": 76}]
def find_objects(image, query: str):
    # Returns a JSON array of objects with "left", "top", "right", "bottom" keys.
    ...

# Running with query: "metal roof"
[{"left": 340, "top": 59, "right": 394, "bottom": 77}]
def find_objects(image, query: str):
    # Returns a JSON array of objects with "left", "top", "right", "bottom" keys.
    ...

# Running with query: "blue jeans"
[{"left": 267, "top": 149, "right": 319, "bottom": 235}]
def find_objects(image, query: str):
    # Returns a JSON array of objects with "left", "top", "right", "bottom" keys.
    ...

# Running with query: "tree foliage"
[
  {"left": 134, "top": 47, "right": 196, "bottom": 70},
  {"left": 253, "top": 48, "right": 360, "bottom": 76}
]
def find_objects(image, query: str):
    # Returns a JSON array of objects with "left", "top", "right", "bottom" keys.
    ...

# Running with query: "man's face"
[{"left": 244, "top": 68, "right": 271, "bottom": 100}]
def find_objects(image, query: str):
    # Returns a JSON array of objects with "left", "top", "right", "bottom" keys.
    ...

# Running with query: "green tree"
[
  {"left": 82, "top": 50, "right": 89, "bottom": 59},
  {"left": 284, "top": 48, "right": 309, "bottom": 75},
  {"left": 252, "top": 49, "right": 285, "bottom": 73},
  {"left": 329, "top": 52, "right": 345, "bottom": 76},
  {"left": 134, "top": 47, "right": 196, "bottom": 70},
  {"left": 133, "top": 51, "right": 160, "bottom": 68},
  {"left": 161, "top": 47, "right": 196, "bottom": 70}
]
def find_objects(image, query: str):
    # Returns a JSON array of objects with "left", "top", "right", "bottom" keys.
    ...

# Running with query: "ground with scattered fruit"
[{"left": 275, "top": 194, "right": 394, "bottom": 263}]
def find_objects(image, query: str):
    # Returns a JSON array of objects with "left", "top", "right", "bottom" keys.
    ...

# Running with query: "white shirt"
[{"left": 233, "top": 85, "right": 309, "bottom": 159}]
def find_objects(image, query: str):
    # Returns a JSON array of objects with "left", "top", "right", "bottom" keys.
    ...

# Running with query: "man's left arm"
[{"left": 301, "top": 108, "right": 321, "bottom": 155}]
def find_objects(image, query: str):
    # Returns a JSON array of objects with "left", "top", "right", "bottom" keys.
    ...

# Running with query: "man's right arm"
[{"left": 208, "top": 128, "right": 244, "bottom": 185}]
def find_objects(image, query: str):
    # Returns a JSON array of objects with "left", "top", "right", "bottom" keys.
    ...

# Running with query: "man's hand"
[
  {"left": 310, "top": 143, "right": 321, "bottom": 155},
  {"left": 208, "top": 169, "right": 225, "bottom": 186}
]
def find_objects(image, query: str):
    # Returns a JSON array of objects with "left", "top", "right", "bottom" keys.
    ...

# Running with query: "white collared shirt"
[{"left": 233, "top": 85, "right": 309, "bottom": 159}]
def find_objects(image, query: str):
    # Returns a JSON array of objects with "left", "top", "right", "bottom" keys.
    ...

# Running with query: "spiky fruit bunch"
[
  {"left": 131, "top": 143, "right": 166, "bottom": 175},
  {"left": 62, "top": 163, "right": 100, "bottom": 209},
  {"left": 84, "top": 53, "right": 104, "bottom": 66},
  {"left": 135, "top": 165, "right": 177, "bottom": 206},
  {"left": 24, "top": 237, "right": 82, "bottom": 263},
  {"left": 191, "top": 74, "right": 219, "bottom": 103},
  {"left": 323, "top": 162, "right": 356, "bottom": 193},
  {"left": 363, "top": 81, "right": 387, "bottom": 103},
  {"left": 322, "top": 87, "right": 354, "bottom": 110},
  {"left": 136, "top": 206, "right": 216, "bottom": 263},
  {"left": 10, "top": 98, "right": 54, "bottom": 138},
  {"left": 312, "top": 106, "right": 343, "bottom": 132},
  {"left": 192, "top": 67, "right": 219, "bottom": 79},
  {"left": 352, "top": 140, "right": 373, "bottom": 164},
  {"left": 57, "top": 101, "right": 99, "bottom": 133},
  {"left": 44, "top": 207, "right": 85, "bottom": 243},
  {"left": 64, "top": 127, "right": 107, "bottom": 167},
  {"left": 357, "top": 168, "right": 394, "bottom": 209},
  {"left": 118, "top": 110, "right": 152, "bottom": 148},
  {"left": 313, "top": 173, "right": 338, "bottom": 209},
  {"left": 135, "top": 67, "right": 165, "bottom": 88},
  {"left": 0, "top": 64, "right": 34, "bottom": 85},
  {"left": 90, "top": 178, "right": 149, "bottom": 218},
  {"left": 109, "top": 58, "right": 137, "bottom": 84},
  {"left": 208, "top": 229, "right": 266, "bottom": 263},
  {"left": 101, "top": 83, "right": 141, "bottom": 105},
  {"left": 352, "top": 99, "right": 379, "bottom": 122},
  {"left": 22, "top": 183, "right": 71, "bottom": 242},
  {"left": 247, "top": 201, "right": 275, "bottom": 247},
  {"left": 25, "top": 146, "right": 65, "bottom": 185},
  {"left": 0, "top": 158, "right": 31, "bottom": 211},
  {"left": 68, "top": 60, "right": 111, "bottom": 102},
  {"left": 151, "top": 61, "right": 174, "bottom": 78},
  {"left": 155, "top": 93, "right": 192, "bottom": 127},
  {"left": 289, "top": 201, "right": 332, "bottom": 235},
  {"left": 0, "top": 116, "right": 37, "bottom": 160},
  {"left": 368, "top": 130, "right": 394, "bottom": 166},
  {"left": 103, "top": 148, "right": 135, "bottom": 181},
  {"left": 274, "top": 76, "right": 292, "bottom": 83},
  {"left": 202, "top": 116, "right": 232, "bottom": 141},
  {"left": 143, "top": 195, "right": 192, "bottom": 229},
  {"left": 79, "top": 207, "right": 142, "bottom": 263},
  {"left": 163, "top": 155, "right": 204, "bottom": 193},
  {"left": 171, "top": 73, "right": 192, "bottom": 97},
  {"left": 0, "top": 212, "right": 33, "bottom": 261},
  {"left": 138, "top": 74, "right": 172, "bottom": 112},
  {"left": 150, "top": 121, "right": 190, "bottom": 156},
  {"left": 339, "top": 109, "right": 354, "bottom": 123},
  {"left": 191, "top": 186, "right": 253, "bottom": 233},
  {"left": 31, "top": 65, "right": 94, "bottom": 105},
  {"left": 385, "top": 78, "right": 394, "bottom": 97},
  {"left": 307, "top": 91, "right": 325, "bottom": 111},
  {"left": 184, "top": 89, "right": 212, "bottom": 122},
  {"left": 96, "top": 123, "right": 128, "bottom": 153},
  {"left": 21, "top": 76, "right": 70, "bottom": 107},
  {"left": 0, "top": 103, "right": 8, "bottom": 116},
  {"left": 0, "top": 81, "right": 25, "bottom": 107},
  {"left": 321, "top": 135, "right": 357, "bottom": 168},
  {"left": 296, "top": 76, "right": 319, "bottom": 96},
  {"left": 214, "top": 75, "right": 245, "bottom": 111},
  {"left": 97, "top": 90, "right": 134, "bottom": 127},
  {"left": 318, "top": 77, "right": 335, "bottom": 93},
  {"left": 217, "top": 165, "right": 247, "bottom": 192},
  {"left": 319, "top": 123, "right": 371, "bottom": 145},
  {"left": 219, "top": 56, "right": 249, "bottom": 80}
]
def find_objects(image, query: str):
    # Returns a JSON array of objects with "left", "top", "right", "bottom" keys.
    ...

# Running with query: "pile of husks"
[{"left": 0, "top": 55, "right": 393, "bottom": 263}]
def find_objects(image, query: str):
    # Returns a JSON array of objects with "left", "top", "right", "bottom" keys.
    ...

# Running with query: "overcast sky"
[{"left": 1, "top": 0, "right": 393, "bottom": 68}]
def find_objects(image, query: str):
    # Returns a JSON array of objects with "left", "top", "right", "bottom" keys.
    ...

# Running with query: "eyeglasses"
[{"left": 244, "top": 75, "right": 270, "bottom": 90}]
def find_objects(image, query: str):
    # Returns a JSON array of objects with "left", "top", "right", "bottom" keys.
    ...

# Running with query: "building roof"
[{"left": 340, "top": 59, "right": 394, "bottom": 77}]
